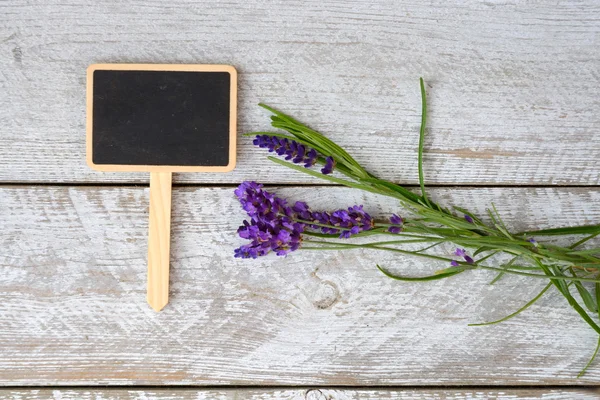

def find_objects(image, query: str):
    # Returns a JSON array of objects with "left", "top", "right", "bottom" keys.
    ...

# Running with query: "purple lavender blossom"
[
  {"left": 308, "top": 206, "right": 373, "bottom": 238},
  {"left": 528, "top": 238, "right": 538, "bottom": 247},
  {"left": 333, "top": 205, "right": 374, "bottom": 238},
  {"left": 234, "top": 181, "right": 292, "bottom": 225},
  {"left": 253, "top": 134, "right": 336, "bottom": 175},
  {"left": 234, "top": 182, "right": 304, "bottom": 258},
  {"left": 390, "top": 214, "right": 403, "bottom": 225},
  {"left": 450, "top": 260, "right": 459, "bottom": 267},
  {"left": 234, "top": 182, "right": 375, "bottom": 257},
  {"left": 464, "top": 214, "right": 474, "bottom": 224},
  {"left": 453, "top": 248, "right": 475, "bottom": 265},
  {"left": 454, "top": 248, "right": 467, "bottom": 257},
  {"left": 234, "top": 244, "right": 261, "bottom": 259},
  {"left": 321, "top": 156, "right": 335, "bottom": 175},
  {"left": 253, "top": 135, "right": 319, "bottom": 168},
  {"left": 235, "top": 219, "right": 304, "bottom": 259},
  {"left": 292, "top": 201, "right": 312, "bottom": 220},
  {"left": 388, "top": 213, "right": 403, "bottom": 234}
]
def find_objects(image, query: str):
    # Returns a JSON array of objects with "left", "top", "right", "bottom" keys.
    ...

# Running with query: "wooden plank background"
[
  {"left": 1, "top": 0, "right": 599, "bottom": 397},
  {"left": 1, "top": 186, "right": 600, "bottom": 386},
  {"left": 1, "top": 0, "right": 599, "bottom": 185},
  {"left": 1, "top": 388, "right": 599, "bottom": 400}
]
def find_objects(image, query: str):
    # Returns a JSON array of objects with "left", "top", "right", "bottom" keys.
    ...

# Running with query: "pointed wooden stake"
[{"left": 147, "top": 171, "right": 172, "bottom": 311}]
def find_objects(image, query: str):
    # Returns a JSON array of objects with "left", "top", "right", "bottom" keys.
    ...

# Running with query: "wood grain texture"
[
  {"left": 1, "top": 185, "right": 600, "bottom": 385},
  {"left": 1, "top": 0, "right": 599, "bottom": 185},
  {"left": 147, "top": 172, "right": 172, "bottom": 312},
  {"left": 2, "top": 388, "right": 600, "bottom": 400}
]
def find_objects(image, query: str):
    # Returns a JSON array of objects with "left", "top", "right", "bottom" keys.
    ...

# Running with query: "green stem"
[
  {"left": 300, "top": 240, "right": 600, "bottom": 283},
  {"left": 579, "top": 337, "right": 600, "bottom": 378},
  {"left": 302, "top": 239, "right": 454, "bottom": 263},
  {"left": 418, "top": 77, "right": 431, "bottom": 208},
  {"left": 571, "top": 232, "right": 600, "bottom": 250},
  {"left": 475, "top": 264, "right": 600, "bottom": 284},
  {"left": 469, "top": 283, "right": 552, "bottom": 326}
]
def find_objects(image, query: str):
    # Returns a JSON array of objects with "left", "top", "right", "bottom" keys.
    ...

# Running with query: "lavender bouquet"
[{"left": 234, "top": 79, "right": 600, "bottom": 375}]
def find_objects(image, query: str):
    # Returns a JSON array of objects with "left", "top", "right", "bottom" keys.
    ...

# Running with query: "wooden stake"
[{"left": 147, "top": 171, "right": 172, "bottom": 311}]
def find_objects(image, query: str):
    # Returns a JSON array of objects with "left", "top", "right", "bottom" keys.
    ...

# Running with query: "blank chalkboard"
[{"left": 86, "top": 64, "right": 237, "bottom": 172}]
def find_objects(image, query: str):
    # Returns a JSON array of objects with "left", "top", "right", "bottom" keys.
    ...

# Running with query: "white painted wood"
[
  {"left": 2, "top": 388, "right": 599, "bottom": 400},
  {"left": 1, "top": 0, "right": 599, "bottom": 185},
  {"left": 1, "top": 186, "right": 599, "bottom": 385}
]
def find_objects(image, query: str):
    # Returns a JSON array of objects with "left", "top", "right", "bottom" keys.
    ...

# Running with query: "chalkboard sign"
[
  {"left": 87, "top": 64, "right": 237, "bottom": 172},
  {"left": 86, "top": 64, "right": 238, "bottom": 311}
]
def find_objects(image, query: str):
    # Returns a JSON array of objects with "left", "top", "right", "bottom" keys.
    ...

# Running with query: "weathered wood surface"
[
  {"left": 1, "top": 0, "right": 599, "bottom": 185},
  {"left": 2, "top": 388, "right": 600, "bottom": 400},
  {"left": 1, "top": 185, "right": 599, "bottom": 385}
]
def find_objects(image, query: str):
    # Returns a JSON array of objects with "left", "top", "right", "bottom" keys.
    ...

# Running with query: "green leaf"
[
  {"left": 489, "top": 254, "right": 519, "bottom": 285},
  {"left": 551, "top": 265, "right": 570, "bottom": 293},
  {"left": 571, "top": 268, "right": 598, "bottom": 312},
  {"left": 578, "top": 277, "right": 600, "bottom": 377},
  {"left": 533, "top": 259, "right": 600, "bottom": 336},
  {"left": 359, "top": 177, "right": 422, "bottom": 203},
  {"left": 517, "top": 225, "right": 600, "bottom": 237},
  {"left": 414, "top": 241, "right": 445, "bottom": 253},
  {"left": 417, "top": 78, "right": 431, "bottom": 208},
  {"left": 578, "top": 337, "right": 600, "bottom": 378},
  {"left": 474, "top": 247, "right": 493, "bottom": 256},
  {"left": 377, "top": 264, "right": 465, "bottom": 281},
  {"left": 267, "top": 157, "right": 386, "bottom": 196},
  {"left": 597, "top": 279, "right": 600, "bottom": 319},
  {"left": 469, "top": 282, "right": 552, "bottom": 326},
  {"left": 491, "top": 202, "right": 513, "bottom": 239},
  {"left": 570, "top": 231, "right": 600, "bottom": 250},
  {"left": 569, "top": 248, "right": 600, "bottom": 256},
  {"left": 575, "top": 282, "right": 598, "bottom": 313}
]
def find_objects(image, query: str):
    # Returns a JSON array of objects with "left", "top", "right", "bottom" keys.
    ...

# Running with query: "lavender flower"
[
  {"left": 234, "top": 182, "right": 375, "bottom": 257},
  {"left": 253, "top": 135, "right": 320, "bottom": 168},
  {"left": 528, "top": 238, "right": 538, "bottom": 247},
  {"left": 464, "top": 214, "right": 474, "bottom": 224},
  {"left": 292, "top": 201, "right": 312, "bottom": 220},
  {"left": 454, "top": 248, "right": 474, "bottom": 265},
  {"left": 388, "top": 213, "right": 403, "bottom": 234},
  {"left": 234, "top": 181, "right": 292, "bottom": 225},
  {"left": 454, "top": 248, "right": 466, "bottom": 257},
  {"left": 390, "top": 214, "right": 403, "bottom": 225},
  {"left": 253, "top": 135, "right": 337, "bottom": 175},
  {"left": 450, "top": 260, "right": 459, "bottom": 267},
  {"left": 321, "top": 156, "right": 335, "bottom": 175},
  {"left": 311, "top": 205, "right": 374, "bottom": 238},
  {"left": 234, "top": 182, "right": 303, "bottom": 257},
  {"left": 235, "top": 219, "right": 304, "bottom": 258}
]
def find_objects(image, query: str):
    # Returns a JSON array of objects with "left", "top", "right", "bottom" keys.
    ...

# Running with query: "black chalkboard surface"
[
  {"left": 85, "top": 64, "right": 237, "bottom": 312},
  {"left": 86, "top": 64, "right": 237, "bottom": 172}
]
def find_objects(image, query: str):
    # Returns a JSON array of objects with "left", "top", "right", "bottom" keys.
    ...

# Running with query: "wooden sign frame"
[
  {"left": 85, "top": 63, "right": 238, "bottom": 311},
  {"left": 86, "top": 63, "right": 238, "bottom": 173}
]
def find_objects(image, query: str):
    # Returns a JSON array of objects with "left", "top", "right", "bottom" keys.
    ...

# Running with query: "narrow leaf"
[
  {"left": 377, "top": 264, "right": 464, "bottom": 281},
  {"left": 578, "top": 337, "right": 600, "bottom": 378},
  {"left": 571, "top": 268, "right": 598, "bottom": 312},
  {"left": 517, "top": 225, "right": 600, "bottom": 237},
  {"left": 470, "top": 283, "right": 552, "bottom": 326},
  {"left": 417, "top": 77, "right": 431, "bottom": 208}
]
